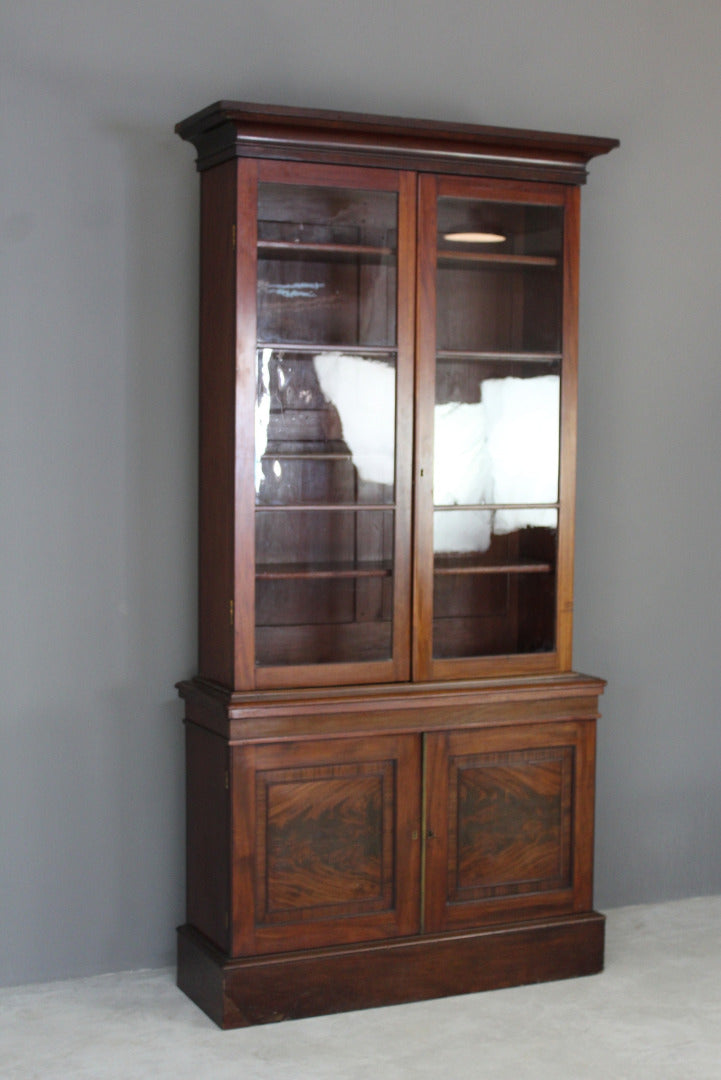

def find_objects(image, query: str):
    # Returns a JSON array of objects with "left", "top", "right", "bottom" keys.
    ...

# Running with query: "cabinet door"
[
  {"left": 244, "top": 161, "right": 416, "bottom": 690},
  {"left": 230, "top": 732, "right": 421, "bottom": 956},
  {"left": 413, "top": 176, "right": 579, "bottom": 681},
  {"left": 423, "top": 721, "right": 596, "bottom": 932}
]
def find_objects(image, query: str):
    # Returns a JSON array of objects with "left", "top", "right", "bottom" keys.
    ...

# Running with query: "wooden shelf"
[
  {"left": 437, "top": 250, "right": 558, "bottom": 267},
  {"left": 260, "top": 451, "right": 353, "bottom": 461},
  {"left": 434, "top": 502, "right": 559, "bottom": 512},
  {"left": 434, "top": 560, "right": 552, "bottom": 576},
  {"left": 256, "top": 502, "right": 395, "bottom": 512},
  {"left": 256, "top": 343, "right": 397, "bottom": 357},
  {"left": 256, "top": 560, "right": 393, "bottom": 580},
  {"left": 436, "top": 350, "right": 561, "bottom": 365},
  {"left": 259, "top": 240, "right": 394, "bottom": 257}
]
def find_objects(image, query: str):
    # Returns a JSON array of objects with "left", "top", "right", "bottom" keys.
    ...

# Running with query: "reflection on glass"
[
  {"left": 258, "top": 184, "right": 398, "bottom": 247},
  {"left": 433, "top": 509, "right": 558, "bottom": 566},
  {"left": 253, "top": 182, "right": 400, "bottom": 669},
  {"left": 431, "top": 196, "right": 564, "bottom": 660},
  {"left": 254, "top": 346, "right": 397, "bottom": 657},
  {"left": 431, "top": 370, "right": 560, "bottom": 658},
  {"left": 435, "top": 198, "right": 563, "bottom": 356},
  {"left": 257, "top": 183, "right": 398, "bottom": 348},
  {"left": 434, "top": 373, "right": 559, "bottom": 553},
  {"left": 432, "top": 508, "right": 558, "bottom": 659},
  {"left": 437, "top": 199, "right": 563, "bottom": 258},
  {"left": 255, "top": 349, "right": 396, "bottom": 505},
  {"left": 254, "top": 352, "right": 397, "bottom": 664}
]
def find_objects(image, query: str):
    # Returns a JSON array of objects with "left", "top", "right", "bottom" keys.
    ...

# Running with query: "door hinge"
[
  {"left": 231, "top": 224, "right": 236, "bottom": 250},
  {"left": 224, "top": 770, "right": 229, "bottom": 791},
  {"left": 229, "top": 599, "right": 234, "bottom": 626}
]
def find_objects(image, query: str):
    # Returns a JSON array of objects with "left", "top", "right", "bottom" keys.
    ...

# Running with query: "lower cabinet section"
[{"left": 179, "top": 675, "right": 604, "bottom": 1027}]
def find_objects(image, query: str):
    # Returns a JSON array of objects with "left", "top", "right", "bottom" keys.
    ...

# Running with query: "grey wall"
[{"left": 2, "top": 0, "right": 720, "bottom": 987}]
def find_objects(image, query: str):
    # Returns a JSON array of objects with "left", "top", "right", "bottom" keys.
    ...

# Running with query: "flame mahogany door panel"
[
  {"left": 423, "top": 720, "right": 596, "bottom": 932},
  {"left": 230, "top": 732, "right": 422, "bottom": 955}
]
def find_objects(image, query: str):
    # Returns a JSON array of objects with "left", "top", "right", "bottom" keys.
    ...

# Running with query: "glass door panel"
[
  {"left": 436, "top": 199, "right": 563, "bottom": 354},
  {"left": 257, "top": 183, "right": 397, "bottom": 347},
  {"left": 433, "top": 508, "right": 558, "bottom": 658},
  {"left": 434, "top": 361, "right": 560, "bottom": 506},
  {"left": 255, "top": 507, "right": 395, "bottom": 666},
  {"left": 256, "top": 349, "right": 397, "bottom": 506},
  {"left": 431, "top": 195, "right": 564, "bottom": 663},
  {"left": 254, "top": 180, "right": 401, "bottom": 671}
]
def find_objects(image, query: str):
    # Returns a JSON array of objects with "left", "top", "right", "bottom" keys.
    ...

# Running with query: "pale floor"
[{"left": 1, "top": 896, "right": 720, "bottom": 1080}]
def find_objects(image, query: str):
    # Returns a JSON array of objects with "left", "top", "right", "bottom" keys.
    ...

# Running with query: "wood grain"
[{"left": 230, "top": 734, "right": 421, "bottom": 955}]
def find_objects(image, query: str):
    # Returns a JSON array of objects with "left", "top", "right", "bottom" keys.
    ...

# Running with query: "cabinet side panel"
[
  {"left": 198, "top": 162, "right": 237, "bottom": 685},
  {"left": 185, "top": 722, "right": 230, "bottom": 950},
  {"left": 572, "top": 716, "right": 597, "bottom": 911}
]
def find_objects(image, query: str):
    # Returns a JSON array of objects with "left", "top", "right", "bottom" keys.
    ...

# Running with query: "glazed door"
[
  {"left": 413, "top": 176, "right": 579, "bottom": 681},
  {"left": 244, "top": 162, "right": 416, "bottom": 690},
  {"left": 230, "top": 733, "right": 421, "bottom": 956},
  {"left": 423, "top": 721, "right": 596, "bottom": 932}
]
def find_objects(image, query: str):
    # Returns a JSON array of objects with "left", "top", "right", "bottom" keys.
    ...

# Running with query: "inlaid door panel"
[
  {"left": 449, "top": 745, "right": 573, "bottom": 898},
  {"left": 424, "top": 721, "right": 596, "bottom": 931},
  {"left": 231, "top": 733, "right": 421, "bottom": 955},
  {"left": 259, "top": 762, "right": 393, "bottom": 918}
]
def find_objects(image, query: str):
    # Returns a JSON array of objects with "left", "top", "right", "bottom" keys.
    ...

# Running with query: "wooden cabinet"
[{"left": 175, "top": 101, "right": 617, "bottom": 1027}]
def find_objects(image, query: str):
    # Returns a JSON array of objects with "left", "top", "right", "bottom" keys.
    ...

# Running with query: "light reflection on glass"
[
  {"left": 255, "top": 350, "right": 396, "bottom": 502},
  {"left": 313, "top": 354, "right": 395, "bottom": 487},
  {"left": 434, "top": 374, "right": 559, "bottom": 554}
]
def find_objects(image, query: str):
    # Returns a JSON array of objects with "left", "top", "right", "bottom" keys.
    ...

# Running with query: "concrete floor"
[{"left": 2, "top": 896, "right": 720, "bottom": 1079}]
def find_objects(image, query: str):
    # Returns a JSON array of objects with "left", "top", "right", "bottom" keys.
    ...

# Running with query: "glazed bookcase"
[{"left": 175, "top": 101, "right": 618, "bottom": 1028}]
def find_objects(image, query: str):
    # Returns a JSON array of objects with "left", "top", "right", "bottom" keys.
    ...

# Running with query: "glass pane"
[
  {"left": 254, "top": 180, "right": 400, "bottom": 672},
  {"left": 433, "top": 509, "right": 558, "bottom": 561},
  {"left": 436, "top": 199, "right": 563, "bottom": 354},
  {"left": 255, "top": 508, "right": 394, "bottom": 667},
  {"left": 433, "top": 509, "right": 557, "bottom": 659},
  {"left": 434, "top": 366, "right": 560, "bottom": 508},
  {"left": 256, "top": 507, "right": 394, "bottom": 568},
  {"left": 257, "top": 183, "right": 397, "bottom": 347},
  {"left": 255, "top": 348, "right": 397, "bottom": 506},
  {"left": 431, "top": 196, "right": 564, "bottom": 663}
]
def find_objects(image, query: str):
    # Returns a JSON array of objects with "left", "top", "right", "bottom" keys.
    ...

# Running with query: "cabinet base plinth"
[{"left": 177, "top": 913, "right": 605, "bottom": 1028}]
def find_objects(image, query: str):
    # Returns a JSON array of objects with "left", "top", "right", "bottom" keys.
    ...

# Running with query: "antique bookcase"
[{"left": 174, "top": 101, "right": 618, "bottom": 1028}]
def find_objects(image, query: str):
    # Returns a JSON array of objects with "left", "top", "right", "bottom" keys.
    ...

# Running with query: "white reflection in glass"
[
  {"left": 255, "top": 351, "right": 396, "bottom": 497},
  {"left": 256, "top": 346, "right": 273, "bottom": 492},
  {"left": 434, "top": 374, "right": 559, "bottom": 554},
  {"left": 313, "top": 353, "right": 395, "bottom": 486}
]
